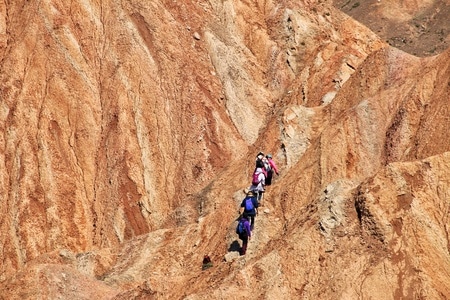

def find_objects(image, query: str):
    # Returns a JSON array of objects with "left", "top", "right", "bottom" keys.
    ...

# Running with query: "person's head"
[
  {"left": 257, "top": 151, "right": 264, "bottom": 160},
  {"left": 242, "top": 212, "right": 249, "bottom": 219},
  {"left": 256, "top": 160, "right": 264, "bottom": 168},
  {"left": 246, "top": 190, "right": 255, "bottom": 197},
  {"left": 266, "top": 154, "right": 272, "bottom": 159}
]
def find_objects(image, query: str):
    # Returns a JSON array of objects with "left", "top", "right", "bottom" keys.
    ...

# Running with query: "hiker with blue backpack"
[
  {"left": 239, "top": 190, "right": 259, "bottom": 230},
  {"left": 236, "top": 213, "right": 252, "bottom": 255}
]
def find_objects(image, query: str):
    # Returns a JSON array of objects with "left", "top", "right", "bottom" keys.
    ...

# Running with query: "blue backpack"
[
  {"left": 236, "top": 220, "right": 245, "bottom": 234},
  {"left": 244, "top": 197, "right": 254, "bottom": 211}
]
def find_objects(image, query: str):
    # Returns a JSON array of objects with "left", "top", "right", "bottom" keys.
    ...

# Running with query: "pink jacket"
[{"left": 268, "top": 158, "right": 279, "bottom": 174}]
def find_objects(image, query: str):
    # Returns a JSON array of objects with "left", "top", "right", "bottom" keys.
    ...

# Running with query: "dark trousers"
[
  {"left": 265, "top": 170, "right": 273, "bottom": 185},
  {"left": 239, "top": 233, "right": 248, "bottom": 255},
  {"left": 256, "top": 191, "right": 264, "bottom": 204},
  {"left": 245, "top": 213, "right": 255, "bottom": 230}
]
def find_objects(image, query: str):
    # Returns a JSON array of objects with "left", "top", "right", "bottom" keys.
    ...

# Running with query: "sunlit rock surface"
[{"left": 0, "top": 0, "right": 449, "bottom": 299}]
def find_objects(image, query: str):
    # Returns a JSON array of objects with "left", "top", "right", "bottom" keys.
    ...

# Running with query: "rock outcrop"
[{"left": 0, "top": 0, "right": 449, "bottom": 299}]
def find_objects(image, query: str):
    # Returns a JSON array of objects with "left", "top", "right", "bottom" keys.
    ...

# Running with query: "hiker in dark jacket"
[
  {"left": 255, "top": 151, "right": 268, "bottom": 177},
  {"left": 236, "top": 213, "right": 252, "bottom": 255},
  {"left": 255, "top": 151, "right": 264, "bottom": 165},
  {"left": 239, "top": 190, "right": 259, "bottom": 230}
]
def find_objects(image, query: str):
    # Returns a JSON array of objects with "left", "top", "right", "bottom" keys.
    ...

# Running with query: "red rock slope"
[{"left": 0, "top": 0, "right": 449, "bottom": 299}]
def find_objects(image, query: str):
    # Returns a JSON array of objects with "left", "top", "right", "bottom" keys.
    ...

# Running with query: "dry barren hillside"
[
  {"left": 333, "top": 0, "right": 450, "bottom": 56},
  {"left": 0, "top": 0, "right": 449, "bottom": 299}
]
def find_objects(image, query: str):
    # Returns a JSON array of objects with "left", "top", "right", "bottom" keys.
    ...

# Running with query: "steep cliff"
[{"left": 0, "top": 0, "right": 449, "bottom": 299}]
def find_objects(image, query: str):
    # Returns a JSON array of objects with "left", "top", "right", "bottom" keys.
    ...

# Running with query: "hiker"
[
  {"left": 239, "top": 190, "right": 259, "bottom": 230},
  {"left": 262, "top": 156, "right": 271, "bottom": 179},
  {"left": 250, "top": 167, "right": 265, "bottom": 204},
  {"left": 255, "top": 151, "right": 264, "bottom": 164},
  {"left": 265, "top": 154, "right": 279, "bottom": 186},
  {"left": 236, "top": 213, "right": 252, "bottom": 255},
  {"left": 255, "top": 151, "right": 267, "bottom": 177}
]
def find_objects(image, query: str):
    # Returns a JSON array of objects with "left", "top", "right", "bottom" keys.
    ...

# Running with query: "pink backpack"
[{"left": 252, "top": 171, "right": 260, "bottom": 185}]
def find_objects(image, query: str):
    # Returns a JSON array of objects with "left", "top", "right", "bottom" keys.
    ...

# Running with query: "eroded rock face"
[
  {"left": 0, "top": 0, "right": 449, "bottom": 299},
  {"left": 0, "top": 0, "right": 248, "bottom": 274},
  {"left": 353, "top": 153, "right": 450, "bottom": 299}
]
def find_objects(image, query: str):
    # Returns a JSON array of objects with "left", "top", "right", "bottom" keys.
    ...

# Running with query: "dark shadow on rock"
[{"left": 228, "top": 240, "right": 241, "bottom": 252}]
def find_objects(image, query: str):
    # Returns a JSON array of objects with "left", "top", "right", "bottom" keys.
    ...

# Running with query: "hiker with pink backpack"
[{"left": 250, "top": 165, "right": 266, "bottom": 205}]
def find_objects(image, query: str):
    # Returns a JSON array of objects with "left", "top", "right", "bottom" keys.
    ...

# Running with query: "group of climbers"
[
  {"left": 236, "top": 152, "right": 279, "bottom": 255},
  {"left": 202, "top": 152, "right": 280, "bottom": 268}
]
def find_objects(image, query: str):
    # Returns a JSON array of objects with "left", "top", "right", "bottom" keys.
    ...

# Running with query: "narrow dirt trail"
[{"left": 227, "top": 184, "right": 285, "bottom": 259}]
